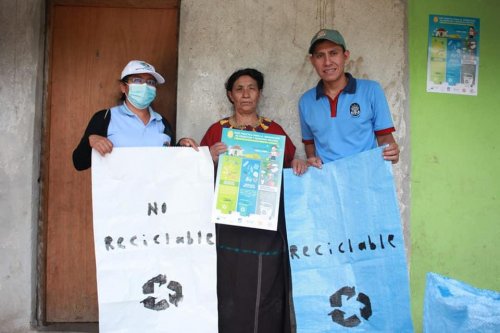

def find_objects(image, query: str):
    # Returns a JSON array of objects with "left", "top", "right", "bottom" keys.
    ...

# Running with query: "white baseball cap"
[{"left": 120, "top": 60, "right": 165, "bottom": 84}]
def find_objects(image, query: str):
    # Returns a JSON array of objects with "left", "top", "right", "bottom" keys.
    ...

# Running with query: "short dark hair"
[
  {"left": 119, "top": 77, "right": 129, "bottom": 102},
  {"left": 225, "top": 68, "right": 264, "bottom": 92}
]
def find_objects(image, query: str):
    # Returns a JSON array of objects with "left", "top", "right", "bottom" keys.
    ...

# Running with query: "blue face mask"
[{"left": 126, "top": 83, "right": 156, "bottom": 109}]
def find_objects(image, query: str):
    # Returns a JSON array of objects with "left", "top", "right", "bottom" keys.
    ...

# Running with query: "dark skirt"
[{"left": 216, "top": 197, "right": 292, "bottom": 333}]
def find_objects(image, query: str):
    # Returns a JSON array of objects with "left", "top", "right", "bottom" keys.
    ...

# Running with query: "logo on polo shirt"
[{"left": 350, "top": 103, "right": 361, "bottom": 117}]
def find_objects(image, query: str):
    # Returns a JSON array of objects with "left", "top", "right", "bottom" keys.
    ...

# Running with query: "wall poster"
[{"left": 427, "top": 14, "right": 480, "bottom": 96}]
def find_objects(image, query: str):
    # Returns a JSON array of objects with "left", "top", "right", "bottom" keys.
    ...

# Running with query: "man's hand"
[
  {"left": 307, "top": 156, "right": 323, "bottom": 169},
  {"left": 377, "top": 133, "right": 400, "bottom": 164},
  {"left": 382, "top": 142, "right": 400, "bottom": 164}
]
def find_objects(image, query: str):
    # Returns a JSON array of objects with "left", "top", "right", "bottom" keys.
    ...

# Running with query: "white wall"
[{"left": 0, "top": 0, "right": 408, "bottom": 331}]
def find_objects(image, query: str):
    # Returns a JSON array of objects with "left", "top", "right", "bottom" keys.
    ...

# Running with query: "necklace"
[{"left": 228, "top": 115, "right": 262, "bottom": 130}]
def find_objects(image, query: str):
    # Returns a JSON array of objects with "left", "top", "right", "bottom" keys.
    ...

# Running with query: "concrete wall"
[
  {"left": 0, "top": 0, "right": 45, "bottom": 332},
  {"left": 0, "top": 0, "right": 408, "bottom": 331},
  {"left": 409, "top": 0, "right": 500, "bottom": 331},
  {"left": 177, "top": 0, "right": 410, "bottom": 248}
]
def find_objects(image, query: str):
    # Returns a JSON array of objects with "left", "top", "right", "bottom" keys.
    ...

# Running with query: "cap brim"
[
  {"left": 308, "top": 38, "right": 345, "bottom": 54},
  {"left": 151, "top": 72, "right": 165, "bottom": 84}
]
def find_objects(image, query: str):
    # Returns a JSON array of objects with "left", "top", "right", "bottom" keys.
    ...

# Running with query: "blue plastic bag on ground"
[
  {"left": 284, "top": 147, "right": 413, "bottom": 332},
  {"left": 424, "top": 272, "right": 500, "bottom": 333}
]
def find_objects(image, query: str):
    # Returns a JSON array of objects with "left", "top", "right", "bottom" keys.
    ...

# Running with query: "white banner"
[{"left": 91, "top": 147, "right": 217, "bottom": 333}]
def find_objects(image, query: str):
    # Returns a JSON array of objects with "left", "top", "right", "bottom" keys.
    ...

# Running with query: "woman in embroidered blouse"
[
  {"left": 201, "top": 68, "right": 306, "bottom": 174},
  {"left": 200, "top": 68, "right": 306, "bottom": 333}
]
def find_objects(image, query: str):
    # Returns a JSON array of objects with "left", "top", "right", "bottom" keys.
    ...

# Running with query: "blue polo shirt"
[
  {"left": 299, "top": 73, "right": 395, "bottom": 163},
  {"left": 107, "top": 104, "right": 171, "bottom": 147}
]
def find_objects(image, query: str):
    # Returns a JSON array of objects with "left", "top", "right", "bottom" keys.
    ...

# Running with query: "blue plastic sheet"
[
  {"left": 284, "top": 147, "right": 413, "bottom": 332},
  {"left": 424, "top": 272, "right": 500, "bottom": 333}
]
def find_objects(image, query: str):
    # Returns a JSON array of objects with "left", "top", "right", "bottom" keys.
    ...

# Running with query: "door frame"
[{"left": 37, "top": 0, "right": 180, "bottom": 329}]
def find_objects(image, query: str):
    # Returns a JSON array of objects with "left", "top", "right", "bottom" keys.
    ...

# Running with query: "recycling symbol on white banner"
[{"left": 140, "top": 274, "right": 183, "bottom": 311}]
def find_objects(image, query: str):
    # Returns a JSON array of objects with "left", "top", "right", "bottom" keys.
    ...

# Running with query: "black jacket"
[{"left": 72, "top": 109, "right": 175, "bottom": 171}]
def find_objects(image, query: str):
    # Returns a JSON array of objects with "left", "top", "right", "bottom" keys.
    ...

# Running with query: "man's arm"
[{"left": 376, "top": 133, "right": 400, "bottom": 164}]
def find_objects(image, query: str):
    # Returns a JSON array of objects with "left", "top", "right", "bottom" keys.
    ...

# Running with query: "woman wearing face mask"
[{"left": 72, "top": 60, "right": 198, "bottom": 170}]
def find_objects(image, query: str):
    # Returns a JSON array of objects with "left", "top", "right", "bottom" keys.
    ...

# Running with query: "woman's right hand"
[
  {"left": 291, "top": 159, "right": 308, "bottom": 176},
  {"left": 209, "top": 142, "right": 227, "bottom": 163},
  {"left": 89, "top": 134, "right": 113, "bottom": 156}
]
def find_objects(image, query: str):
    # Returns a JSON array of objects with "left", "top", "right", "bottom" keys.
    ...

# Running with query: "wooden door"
[{"left": 44, "top": 0, "right": 179, "bottom": 323}]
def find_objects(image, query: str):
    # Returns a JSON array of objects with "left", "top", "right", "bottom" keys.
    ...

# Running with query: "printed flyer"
[
  {"left": 427, "top": 14, "right": 480, "bottom": 96},
  {"left": 212, "top": 128, "right": 285, "bottom": 231}
]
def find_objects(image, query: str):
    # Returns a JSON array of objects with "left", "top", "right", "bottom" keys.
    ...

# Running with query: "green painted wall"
[{"left": 409, "top": 0, "right": 500, "bottom": 331}]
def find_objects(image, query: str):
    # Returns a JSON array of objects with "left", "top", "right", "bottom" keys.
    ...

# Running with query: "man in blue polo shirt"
[{"left": 299, "top": 29, "right": 400, "bottom": 167}]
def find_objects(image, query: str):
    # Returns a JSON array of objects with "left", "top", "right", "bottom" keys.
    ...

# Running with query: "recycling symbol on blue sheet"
[
  {"left": 328, "top": 286, "right": 372, "bottom": 327},
  {"left": 140, "top": 274, "right": 183, "bottom": 311}
]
